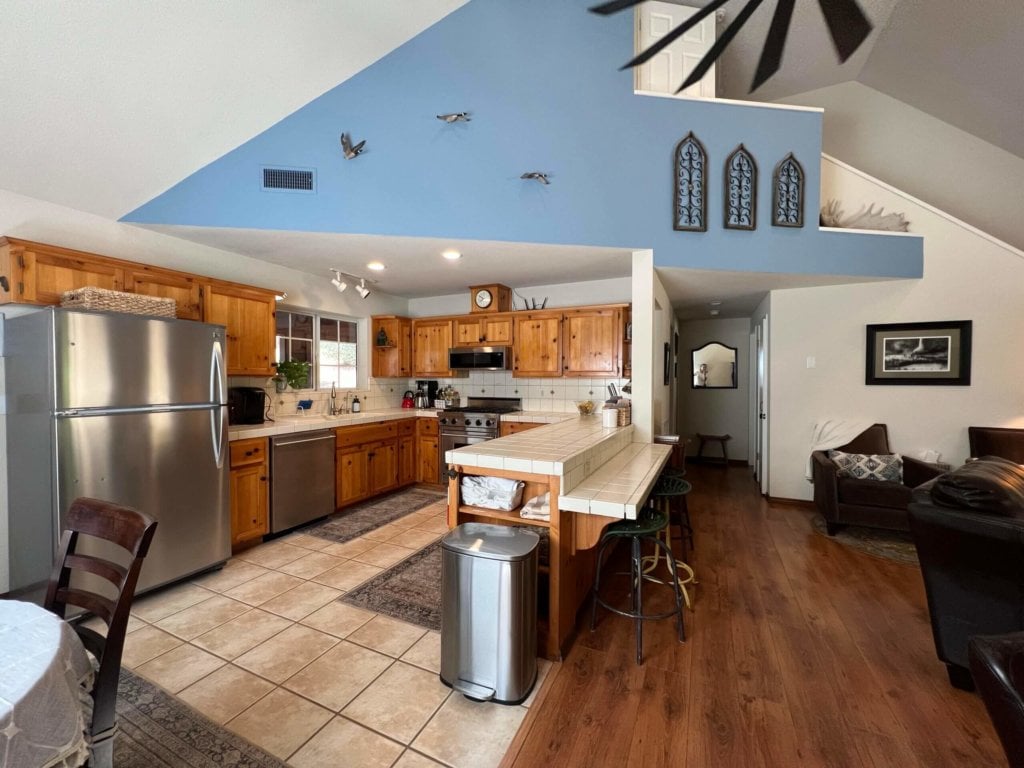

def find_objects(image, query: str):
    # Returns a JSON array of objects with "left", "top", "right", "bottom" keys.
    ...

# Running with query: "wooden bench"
[{"left": 696, "top": 433, "right": 731, "bottom": 465}]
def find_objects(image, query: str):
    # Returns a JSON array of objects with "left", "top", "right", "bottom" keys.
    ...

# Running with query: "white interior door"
[
  {"left": 634, "top": 2, "right": 717, "bottom": 98},
  {"left": 755, "top": 315, "right": 769, "bottom": 495}
]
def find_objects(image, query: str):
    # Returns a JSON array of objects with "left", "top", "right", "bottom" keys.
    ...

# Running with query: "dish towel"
[
  {"left": 806, "top": 419, "right": 876, "bottom": 481},
  {"left": 520, "top": 492, "right": 551, "bottom": 521}
]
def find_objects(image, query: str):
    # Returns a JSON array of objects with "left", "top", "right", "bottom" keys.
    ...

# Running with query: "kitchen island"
[{"left": 445, "top": 415, "right": 671, "bottom": 660}]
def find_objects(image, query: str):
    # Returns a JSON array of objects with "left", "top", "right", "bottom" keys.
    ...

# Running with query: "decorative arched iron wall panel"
[
  {"left": 724, "top": 144, "right": 757, "bottom": 230},
  {"left": 772, "top": 152, "right": 804, "bottom": 228},
  {"left": 673, "top": 132, "right": 708, "bottom": 232}
]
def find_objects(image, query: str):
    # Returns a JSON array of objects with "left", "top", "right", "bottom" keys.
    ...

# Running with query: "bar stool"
[
  {"left": 643, "top": 472, "right": 697, "bottom": 608},
  {"left": 591, "top": 506, "right": 686, "bottom": 665}
]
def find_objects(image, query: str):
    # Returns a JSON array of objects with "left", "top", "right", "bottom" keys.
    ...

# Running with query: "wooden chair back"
[{"left": 44, "top": 497, "right": 157, "bottom": 762}]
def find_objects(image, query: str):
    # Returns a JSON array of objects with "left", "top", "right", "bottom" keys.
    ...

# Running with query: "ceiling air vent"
[{"left": 261, "top": 166, "right": 315, "bottom": 193}]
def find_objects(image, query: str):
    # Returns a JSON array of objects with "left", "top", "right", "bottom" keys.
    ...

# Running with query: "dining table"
[{"left": 0, "top": 599, "right": 94, "bottom": 768}]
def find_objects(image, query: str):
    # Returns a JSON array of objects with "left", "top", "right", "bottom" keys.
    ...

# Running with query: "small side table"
[{"left": 696, "top": 433, "right": 731, "bottom": 465}]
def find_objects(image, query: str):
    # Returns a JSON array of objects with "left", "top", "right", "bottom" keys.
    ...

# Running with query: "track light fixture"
[{"left": 329, "top": 269, "right": 374, "bottom": 299}]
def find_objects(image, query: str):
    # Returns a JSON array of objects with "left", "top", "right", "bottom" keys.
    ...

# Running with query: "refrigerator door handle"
[
  {"left": 210, "top": 338, "right": 226, "bottom": 405},
  {"left": 211, "top": 406, "right": 225, "bottom": 469}
]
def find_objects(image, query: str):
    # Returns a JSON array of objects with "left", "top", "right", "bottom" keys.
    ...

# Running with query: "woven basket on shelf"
[{"left": 60, "top": 287, "right": 177, "bottom": 318}]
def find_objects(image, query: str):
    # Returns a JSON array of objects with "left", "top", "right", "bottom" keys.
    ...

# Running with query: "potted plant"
[{"left": 273, "top": 360, "right": 311, "bottom": 390}]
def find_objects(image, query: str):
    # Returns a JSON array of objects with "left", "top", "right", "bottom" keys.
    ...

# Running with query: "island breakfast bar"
[{"left": 445, "top": 415, "right": 672, "bottom": 660}]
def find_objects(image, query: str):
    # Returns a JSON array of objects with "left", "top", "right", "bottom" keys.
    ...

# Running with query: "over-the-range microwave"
[{"left": 448, "top": 346, "right": 512, "bottom": 371}]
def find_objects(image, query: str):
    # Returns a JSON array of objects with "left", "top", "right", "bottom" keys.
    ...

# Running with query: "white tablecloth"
[{"left": 0, "top": 600, "right": 94, "bottom": 768}]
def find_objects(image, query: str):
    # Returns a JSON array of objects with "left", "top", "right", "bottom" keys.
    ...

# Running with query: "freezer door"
[
  {"left": 54, "top": 309, "right": 227, "bottom": 410},
  {"left": 55, "top": 406, "right": 230, "bottom": 593}
]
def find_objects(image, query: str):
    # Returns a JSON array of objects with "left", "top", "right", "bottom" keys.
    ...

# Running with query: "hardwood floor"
[{"left": 504, "top": 464, "right": 1004, "bottom": 768}]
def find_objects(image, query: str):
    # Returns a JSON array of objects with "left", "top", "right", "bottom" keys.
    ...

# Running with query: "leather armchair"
[
  {"left": 908, "top": 458, "right": 1024, "bottom": 690},
  {"left": 812, "top": 423, "right": 946, "bottom": 535},
  {"left": 970, "top": 426, "right": 1024, "bottom": 464},
  {"left": 969, "top": 633, "right": 1024, "bottom": 768}
]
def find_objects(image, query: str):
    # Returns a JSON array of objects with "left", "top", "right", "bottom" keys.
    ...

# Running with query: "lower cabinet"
[
  {"left": 417, "top": 417, "right": 440, "bottom": 484},
  {"left": 335, "top": 418, "right": 417, "bottom": 509},
  {"left": 500, "top": 421, "right": 544, "bottom": 437},
  {"left": 229, "top": 438, "right": 269, "bottom": 548}
]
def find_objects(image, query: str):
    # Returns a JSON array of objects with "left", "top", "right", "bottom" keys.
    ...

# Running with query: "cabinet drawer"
[
  {"left": 417, "top": 418, "right": 439, "bottom": 437},
  {"left": 335, "top": 421, "right": 397, "bottom": 447},
  {"left": 397, "top": 418, "right": 415, "bottom": 437},
  {"left": 231, "top": 437, "right": 267, "bottom": 468}
]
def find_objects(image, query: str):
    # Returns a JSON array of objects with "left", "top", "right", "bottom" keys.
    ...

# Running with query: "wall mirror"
[{"left": 692, "top": 342, "right": 738, "bottom": 388}]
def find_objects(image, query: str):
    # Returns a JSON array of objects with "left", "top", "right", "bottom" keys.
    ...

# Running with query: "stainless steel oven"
[{"left": 436, "top": 397, "right": 521, "bottom": 484}]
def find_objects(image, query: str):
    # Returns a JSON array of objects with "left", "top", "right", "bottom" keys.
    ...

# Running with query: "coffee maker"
[{"left": 415, "top": 380, "right": 439, "bottom": 408}]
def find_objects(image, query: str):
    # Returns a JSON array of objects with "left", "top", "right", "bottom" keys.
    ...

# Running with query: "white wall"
[
  {"left": 767, "top": 157, "right": 1024, "bottom": 500},
  {"left": 406, "top": 276, "right": 631, "bottom": 317},
  {"left": 676, "top": 317, "right": 751, "bottom": 461},
  {"left": 630, "top": 252, "right": 673, "bottom": 442}
]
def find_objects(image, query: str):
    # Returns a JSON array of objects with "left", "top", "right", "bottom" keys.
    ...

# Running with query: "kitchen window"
[{"left": 276, "top": 310, "right": 358, "bottom": 389}]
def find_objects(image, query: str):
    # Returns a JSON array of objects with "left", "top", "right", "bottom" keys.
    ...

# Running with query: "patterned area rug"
[
  {"left": 115, "top": 669, "right": 285, "bottom": 767},
  {"left": 811, "top": 515, "right": 918, "bottom": 565},
  {"left": 343, "top": 540, "right": 444, "bottom": 630},
  {"left": 300, "top": 487, "right": 446, "bottom": 544}
]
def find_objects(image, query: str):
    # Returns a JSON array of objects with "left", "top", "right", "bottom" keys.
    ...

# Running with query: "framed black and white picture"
[{"left": 865, "top": 320, "right": 972, "bottom": 385}]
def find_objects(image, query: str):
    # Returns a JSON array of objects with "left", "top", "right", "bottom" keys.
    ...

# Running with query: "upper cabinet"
[
  {"left": 512, "top": 311, "right": 562, "bottom": 378},
  {"left": 453, "top": 314, "right": 513, "bottom": 347},
  {"left": 371, "top": 315, "right": 412, "bottom": 378},
  {"left": 124, "top": 267, "right": 203, "bottom": 320},
  {"left": 562, "top": 307, "right": 621, "bottom": 377},
  {"left": 203, "top": 282, "right": 277, "bottom": 376},
  {"left": 413, "top": 318, "right": 460, "bottom": 378},
  {"left": 0, "top": 239, "right": 123, "bottom": 305}
]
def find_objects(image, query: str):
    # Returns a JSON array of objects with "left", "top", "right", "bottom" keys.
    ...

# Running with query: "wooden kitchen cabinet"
[
  {"left": 413, "top": 318, "right": 460, "bottom": 377},
  {"left": 397, "top": 418, "right": 416, "bottom": 486},
  {"left": 513, "top": 311, "right": 562, "bottom": 377},
  {"left": 416, "top": 417, "right": 440, "bottom": 484},
  {"left": 0, "top": 238, "right": 124, "bottom": 305},
  {"left": 335, "top": 419, "right": 417, "bottom": 509},
  {"left": 124, "top": 267, "right": 203, "bottom": 320},
  {"left": 453, "top": 314, "right": 513, "bottom": 347},
  {"left": 500, "top": 421, "right": 544, "bottom": 437},
  {"left": 229, "top": 437, "right": 269, "bottom": 549},
  {"left": 203, "top": 281, "right": 277, "bottom": 376},
  {"left": 562, "top": 307, "right": 622, "bottom": 377},
  {"left": 337, "top": 444, "right": 371, "bottom": 508},
  {"left": 371, "top": 315, "right": 412, "bottom": 378}
]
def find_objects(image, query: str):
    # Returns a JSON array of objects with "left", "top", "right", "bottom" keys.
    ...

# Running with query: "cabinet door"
[
  {"left": 500, "top": 421, "right": 544, "bottom": 437},
  {"left": 453, "top": 317, "right": 483, "bottom": 347},
  {"left": 230, "top": 463, "right": 268, "bottom": 547},
  {"left": 413, "top": 319, "right": 455, "bottom": 376},
  {"left": 513, "top": 313, "right": 562, "bottom": 377},
  {"left": 369, "top": 441, "right": 398, "bottom": 494},
  {"left": 337, "top": 445, "right": 370, "bottom": 507},
  {"left": 398, "top": 435, "right": 416, "bottom": 487},
  {"left": 483, "top": 316, "right": 513, "bottom": 344},
  {"left": 204, "top": 282, "right": 276, "bottom": 376},
  {"left": 372, "top": 316, "right": 411, "bottom": 378},
  {"left": 563, "top": 308, "right": 621, "bottom": 377},
  {"left": 453, "top": 315, "right": 513, "bottom": 347},
  {"left": 19, "top": 245, "right": 124, "bottom": 305},
  {"left": 417, "top": 436, "right": 439, "bottom": 484},
  {"left": 125, "top": 268, "right": 202, "bottom": 320}
]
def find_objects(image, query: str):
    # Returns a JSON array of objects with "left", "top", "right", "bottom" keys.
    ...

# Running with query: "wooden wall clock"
[{"left": 469, "top": 283, "right": 512, "bottom": 313}]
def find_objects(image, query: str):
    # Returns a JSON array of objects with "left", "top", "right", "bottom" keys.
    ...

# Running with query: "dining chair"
[{"left": 44, "top": 497, "right": 158, "bottom": 768}]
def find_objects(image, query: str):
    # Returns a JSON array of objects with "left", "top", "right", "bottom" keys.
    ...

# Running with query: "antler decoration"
[{"left": 589, "top": 0, "right": 873, "bottom": 93}]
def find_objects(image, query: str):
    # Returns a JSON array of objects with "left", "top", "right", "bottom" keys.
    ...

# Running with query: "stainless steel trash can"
[{"left": 440, "top": 523, "right": 539, "bottom": 704}]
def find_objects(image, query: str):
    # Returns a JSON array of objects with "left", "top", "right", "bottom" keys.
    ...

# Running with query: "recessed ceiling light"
[
  {"left": 709, "top": 300, "right": 722, "bottom": 306},
  {"left": 710, "top": 309, "right": 720, "bottom": 316},
  {"left": 442, "top": 250, "right": 462, "bottom": 261},
  {"left": 366, "top": 261, "right": 386, "bottom": 271}
]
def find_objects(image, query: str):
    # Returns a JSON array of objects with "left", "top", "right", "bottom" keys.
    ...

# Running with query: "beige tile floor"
[{"left": 117, "top": 499, "right": 553, "bottom": 768}]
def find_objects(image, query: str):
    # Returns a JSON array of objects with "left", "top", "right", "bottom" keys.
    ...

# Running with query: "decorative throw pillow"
[{"left": 828, "top": 450, "right": 903, "bottom": 483}]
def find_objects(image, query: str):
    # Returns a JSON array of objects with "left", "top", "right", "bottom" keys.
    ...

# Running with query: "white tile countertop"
[
  {"left": 559, "top": 442, "right": 672, "bottom": 520},
  {"left": 227, "top": 408, "right": 574, "bottom": 441}
]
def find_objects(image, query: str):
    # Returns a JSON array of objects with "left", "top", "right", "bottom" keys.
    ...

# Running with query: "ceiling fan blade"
[
  {"left": 816, "top": 0, "right": 873, "bottom": 62},
  {"left": 588, "top": 0, "right": 644, "bottom": 15},
  {"left": 750, "top": 0, "right": 796, "bottom": 91},
  {"left": 622, "top": 0, "right": 731, "bottom": 70},
  {"left": 678, "top": 0, "right": 766, "bottom": 93}
]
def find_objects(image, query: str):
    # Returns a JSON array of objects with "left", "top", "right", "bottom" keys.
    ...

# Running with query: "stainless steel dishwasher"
[{"left": 270, "top": 430, "right": 336, "bottom": 533}]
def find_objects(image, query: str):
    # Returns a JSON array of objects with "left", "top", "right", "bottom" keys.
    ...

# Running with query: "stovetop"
[
  {"left": 440, "top": 405, "right": 520, "bottom": 414},
  {"left": 438, "top": 396, "right": 521, "bottom": 416}
]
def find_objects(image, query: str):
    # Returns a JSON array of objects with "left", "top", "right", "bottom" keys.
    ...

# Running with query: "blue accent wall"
[{"left": 123, "top": 0, "right": 921, "bottom": 278}]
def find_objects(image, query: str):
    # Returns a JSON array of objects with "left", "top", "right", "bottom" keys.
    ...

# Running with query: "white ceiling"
[
  {"left": 2, "top": 0, "right": 1018, "bottom": 312},
  {"left": 0, "top": 0, "right": 467, "bottom": 219},
  {"left": 137, "top": 225, "right": 634, "bottom": 298}
]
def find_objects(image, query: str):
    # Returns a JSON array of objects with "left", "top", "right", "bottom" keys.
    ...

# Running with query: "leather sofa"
[
  {"left": 968, "top": 632, "right": 1024, "bottom": 768},
  {"left": 908, "top": 457, "right": 1024, "bottom": 690},
  {"left": 811, "top": 424, "right": 946, "bottom": 535},
  {"left": 969, "top": 426, "right": 1024, "bottom": 464}
]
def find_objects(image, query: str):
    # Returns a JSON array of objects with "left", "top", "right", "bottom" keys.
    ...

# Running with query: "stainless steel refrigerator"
[{"left": 3, "top": 307, "right": 230, "bottom": 600}]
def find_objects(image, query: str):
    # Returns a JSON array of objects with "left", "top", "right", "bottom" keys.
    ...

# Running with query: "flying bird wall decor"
[
  {"left": 590, "top": 0, "right": 873, "bottom": 93},
  {"left": 340, "top": 133, "right": 366, "bottom": 159},
  {"left": 437, "top": 112, "right": 471, "bottom": 123},
  {"left": 520, "top": 172, "right": 551, "bottom": 184}
]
